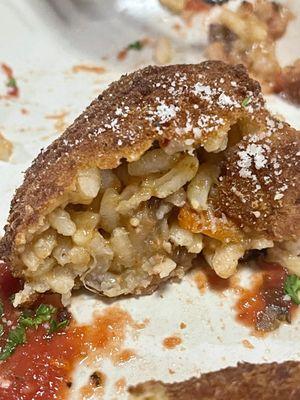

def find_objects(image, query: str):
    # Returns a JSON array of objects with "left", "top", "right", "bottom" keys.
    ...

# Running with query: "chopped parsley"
[
  {"left": 19, "top": 304, "right": 56, "bottom": 329},
  {"left": 0, "top": 325, "right": 26, "bottom": 361},
  {"left": 0, "top": 303, "right": 70, "bottom": 361},
  {"left": 48, "top": 318, "right": 69, "bottom": 335},
  {"left": 284, "top": 275, "right": 300, "bottom": 305},
  {"left": 241, "top": 97, "right": 251, "bottom": 107},
  {"left": 6, "top": 77, "right": 17, "bottom": 88},
  {"left": 128, "top": 40, "right": 143, "bottom": 51}
]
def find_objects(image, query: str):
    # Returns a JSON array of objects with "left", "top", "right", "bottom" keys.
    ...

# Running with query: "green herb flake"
[
  {"left": 284, "top": 275, "right": 300, "bottom": 305},
  {"left": 128, "top": 40, "right": 143, "bottom": 51},
  {"left": 36, "top": 304, "right": 56, "bottom": 321},
  {"left": 6, "top": 77, "right": 17, "bottom": 88},
  {"left": 0, "top": 303, "right": 70, "bottom": 361},
  {"left": 241, "top": 97, "right": 251, "bottom": 107},
  {"left": 19, "top": 304, "right": 56, "bottom": 329},
  {"left": 0, "top": 301, "right": 4, "bottom": 318},
  {"left": 0, "top": 325, "right": 26, "bottom": 361},
  {"left": 48, "top": 319, "right": 69, "bottom": 335}
]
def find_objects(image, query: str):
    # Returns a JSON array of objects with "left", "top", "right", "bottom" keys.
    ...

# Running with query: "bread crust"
[{"left": 129, "top": 361, "right": 300, "bottom": 399}]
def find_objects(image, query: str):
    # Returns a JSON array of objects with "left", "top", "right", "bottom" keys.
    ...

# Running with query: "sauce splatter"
[
  {"left": 117, "top": 48, "right": 129, "bottom": 61},
  {"left": 117, "top": 38, "right": 149, "bottom": 61},
  {"left": 194, "top": 261, "right": 296, "bottom": 333},
  {"left": 71, "top": 65, "right": 106, "bottom": 74},
  {"left": 115, "top": 377, "right": 126, "bottom": 393},
  {"left": 163, "top": 336, "right": 182, "bottom": 349},
  {"left": 1, "top": 63, "right": 19, "bottom": 97},
  {"left": 0, "top": 262, "right": 134, "bottom": 400},
  {"left": 115, "top": 349, "right": 136, "bottom": 364},
  {"left": 194, "top": 266, "right": 230, "bottom": 293},
  {"left": 236, "top": 262, "right": 295, "bottom": 332},
  {"left": 133, "top": 318, "right": 149, "bottom": 330},
  {"left": 242, "top": 339, "right": 254, "bottom": 349}
]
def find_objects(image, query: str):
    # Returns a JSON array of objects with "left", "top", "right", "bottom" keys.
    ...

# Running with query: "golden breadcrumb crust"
[
  {"left": 0, "top": 61, "right": 263, "bottom": 269},
  {"left": 129, "top": 361, "right": 300, "bottom": 400},
  {"left": 214, "top": 120, "right": 300, "bottom": 241},
  {"left": 0, "top": 61, "right": 298, "bottom": 278}
]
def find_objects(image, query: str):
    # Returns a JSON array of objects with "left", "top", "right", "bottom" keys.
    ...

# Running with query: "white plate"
[{"left": 0, "top": 1, "right": 300, "bottom": 399}]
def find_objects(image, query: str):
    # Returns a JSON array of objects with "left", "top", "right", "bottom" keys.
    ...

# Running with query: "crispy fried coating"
[
  {"left": 0, "top": 61, "right": 298, "bottom": 290},
  {"left": 129, "top": 361, "right": 300, "bottom": 400},
  {"left": 0, "top": 61, "right": 265, "bottom": 273},
  {"left": 213, "top": 118, "right": 300, "bottom": 241}
]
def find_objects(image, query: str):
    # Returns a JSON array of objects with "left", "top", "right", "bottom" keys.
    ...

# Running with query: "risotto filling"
[{"left": 14, "top": 142, "right": 275, "bottom": 306}]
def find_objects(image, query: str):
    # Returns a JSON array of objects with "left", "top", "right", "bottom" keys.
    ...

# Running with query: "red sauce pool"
[
  {"left": 195, "top": 260, "right": 296, "bottom": 332},
  {"left": 236, "top": 262, "right": 296, "bottom": 332},
  {"left": 0, "top": 262, "right": 132, "bottom": 400}
]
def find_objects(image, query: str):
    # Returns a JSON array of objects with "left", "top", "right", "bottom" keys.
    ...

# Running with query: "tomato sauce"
[
  {"left": 0, "top": 262, "right": 133, "bottom": 400},
  {"left": 115, "top": 349, "right": 136, "bottom": 364},
  {"left": 195, "top": 260, "right": 296, "bottom": 333},
  {"left": 236, "top": 262, "right": 296, "bottom": 332}
]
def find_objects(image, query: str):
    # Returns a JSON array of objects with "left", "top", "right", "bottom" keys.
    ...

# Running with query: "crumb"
[
  {"left": 71, "top": 64, "right": 106, "bottom": 74},
  {"left": 115, "top": 349, "right": 136, "bottom": 364},
  {"left": 0, "top": 132, "right": 13, "bottom": 161},
  {"left": 134, "top": 318, "right": 150, "bottom": 330},
  {"left": 180, "top": 322, "right": 187, "bottom": 329},
  {"left": 90, "top": 371, "right": 105, "bottom": 387},
  {"left": 242, "top": 339, "right": 254, "bottom": 349},
  {"left": 45, "top": 111, "right": 69, "bottom": 133},
  {"left": 115, "top": 377, "right": 126, "bottom": 392},
  {"left": 173, "top": 23, "right": 182, "bottom": 31},
  {"left": 194, "top": 271, "right": 208, "bottom": 293},
  {"left": 80, "top": 371, "right": 106, "bottom": 398},
  {"left": 154, "top": 37, "right": 173, "bottom": 65}
]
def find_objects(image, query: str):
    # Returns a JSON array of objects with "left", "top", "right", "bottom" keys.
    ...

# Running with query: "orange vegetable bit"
[{"left": 178, "top": 205, "right": 243, "bottom": 243}]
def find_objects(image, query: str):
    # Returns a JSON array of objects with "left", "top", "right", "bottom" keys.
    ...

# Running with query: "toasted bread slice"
[
  {"left": 0, "top": 61, "right": 298, "bottom": 305},
  {"left": 128, "top": 361, "right": 300, "bottom": 400}
]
